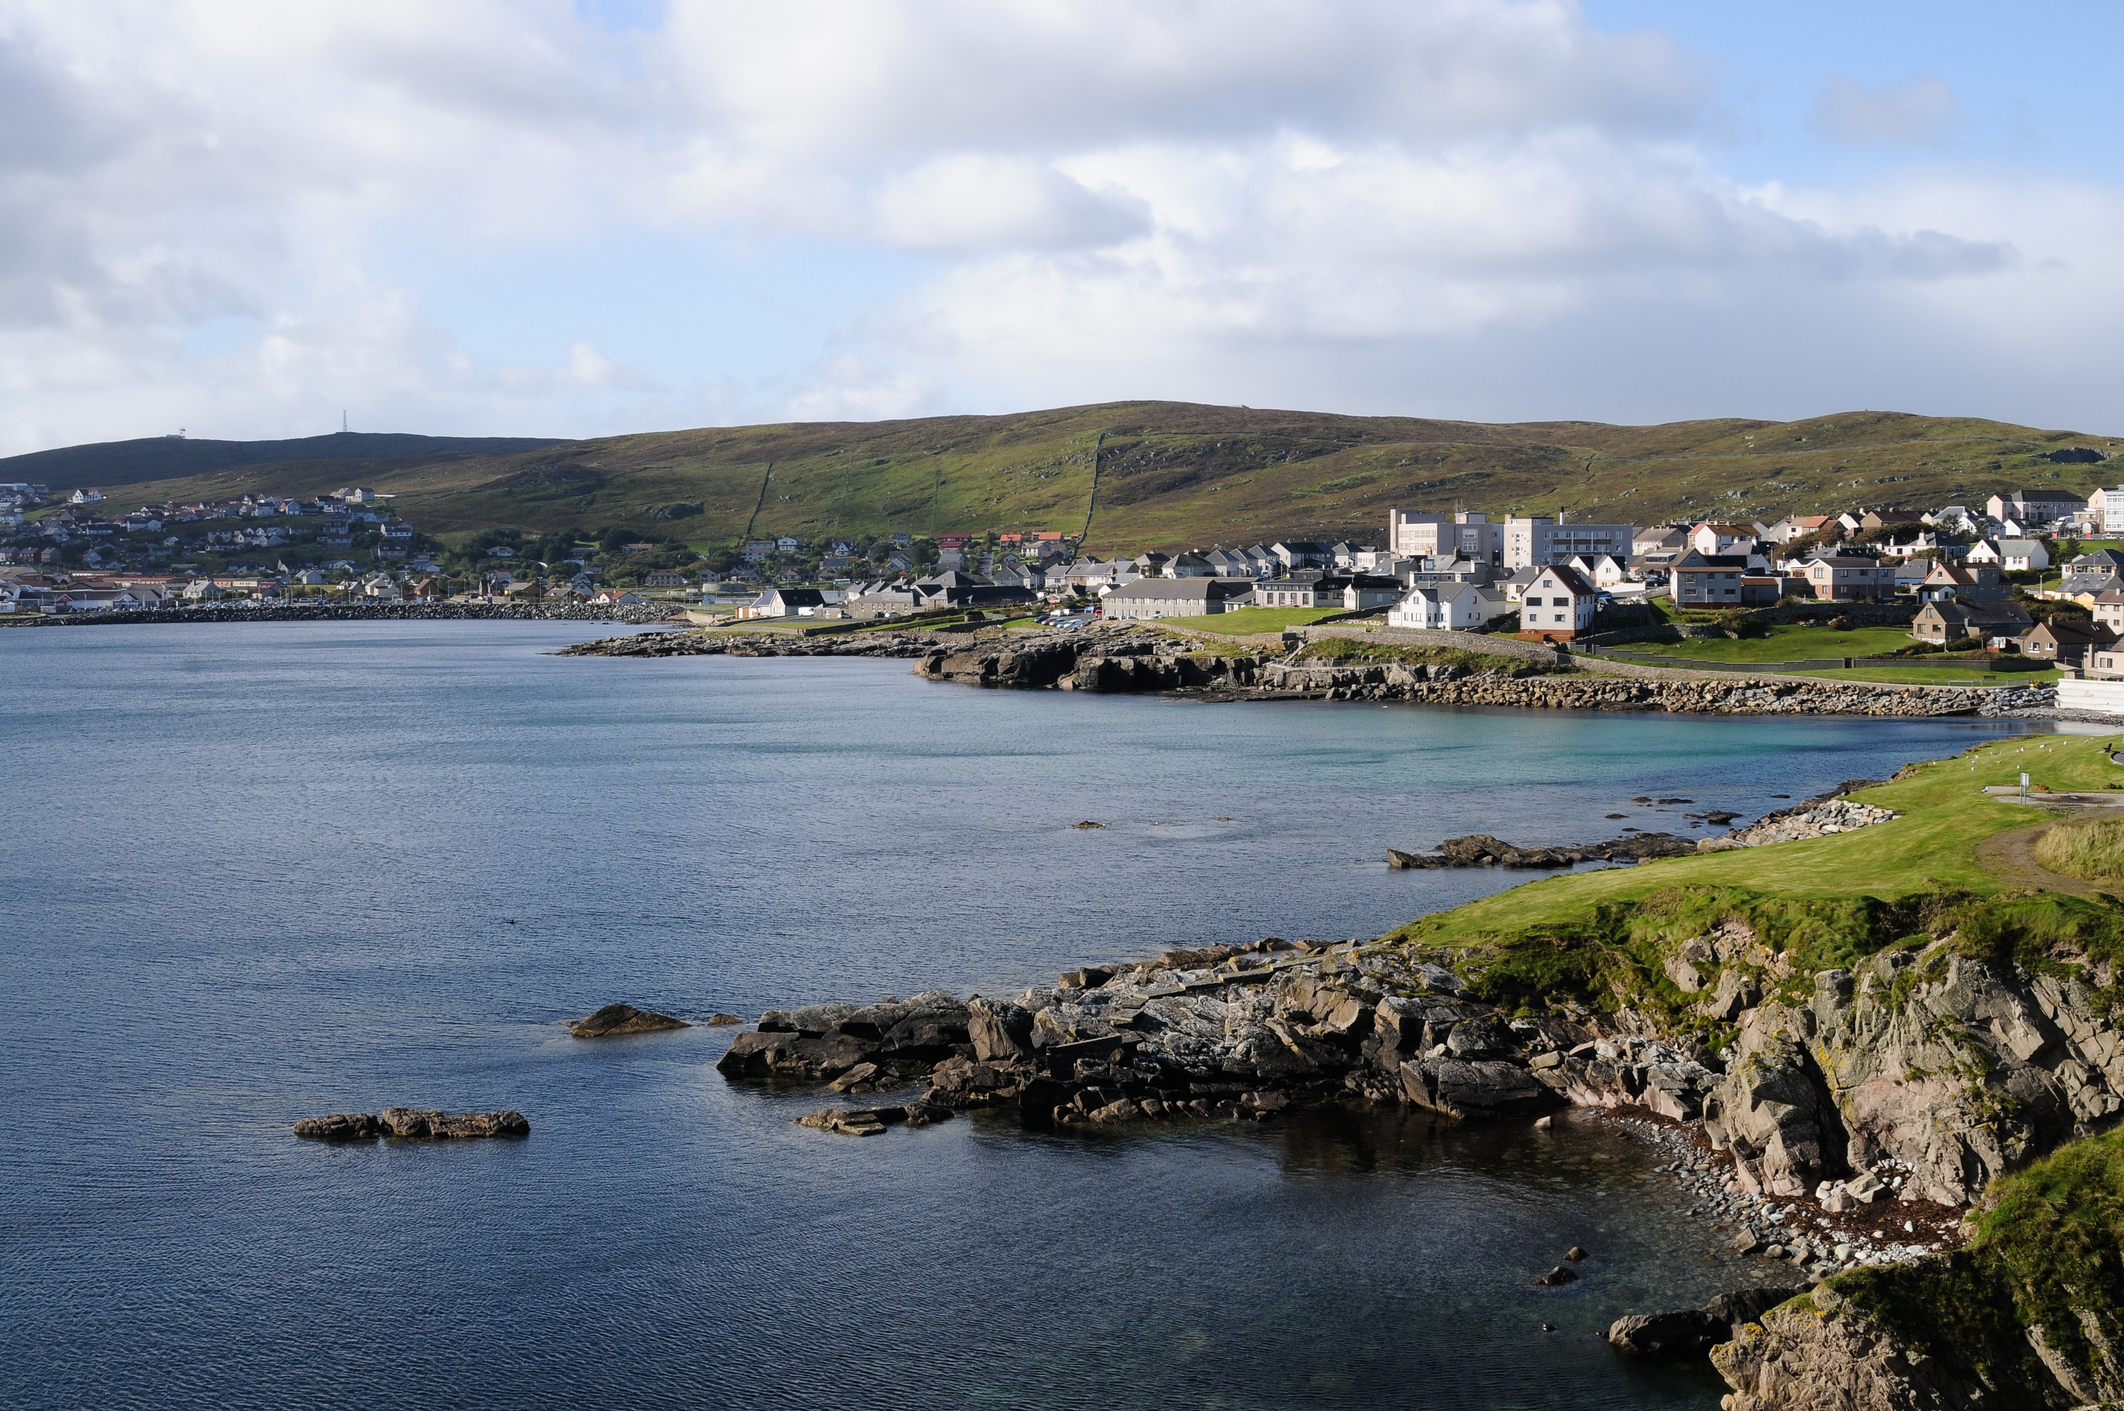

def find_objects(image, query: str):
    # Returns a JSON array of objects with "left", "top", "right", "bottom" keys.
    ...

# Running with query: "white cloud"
[
  {"left": 0, "top": 1, "right": 2108, "bottom": 454},
  {"left": 1809, "top": 74, "right": 1960, "bottom": 147}
]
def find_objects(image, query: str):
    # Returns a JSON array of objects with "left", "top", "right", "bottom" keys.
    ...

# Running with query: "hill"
[
  {"left": 11, "top": 403, "right": 2118, "bottom": 554},
  {"left": 1, "top": 431, "right": 568, "bottom": 494}
]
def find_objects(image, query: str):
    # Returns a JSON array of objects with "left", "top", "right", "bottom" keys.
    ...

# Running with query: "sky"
[{"left": 2, "top": 0, "right": 2121, "bottom": 452}]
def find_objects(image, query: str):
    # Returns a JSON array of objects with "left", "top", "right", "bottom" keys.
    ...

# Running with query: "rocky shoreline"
[
  {"left": 710, "top": 840, "right": 2124, "bottom": 1405},
  {"left": 557, "top": 622, "right": 2057, "bottom": 718},
  {"left": 16, "top": 600, "right": 680, "bottom": 628}
]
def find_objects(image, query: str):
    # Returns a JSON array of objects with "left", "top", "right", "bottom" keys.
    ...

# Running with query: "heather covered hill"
[{"left": 13, "top": 403, "right": 2117, "bottom": 554}]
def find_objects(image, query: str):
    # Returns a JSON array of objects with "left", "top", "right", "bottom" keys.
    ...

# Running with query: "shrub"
[{"left": 2034, "top": 818, "right": 2124, "bottom": 882}]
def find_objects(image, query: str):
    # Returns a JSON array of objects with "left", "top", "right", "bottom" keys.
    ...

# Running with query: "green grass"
[
  {"left": 2034, "top": 816, "right": 2124, "bottom": 881},
  {"left": 1389, "top": 733, "right": 2124, "bottom": 954},
  {"left": 1633, "top": 623, "right": 1920, "bottom": 661},
  {"left": 1293, "top": 638, "right": 1568, "bottom": 675},
  {"left": 1792, "top": 666, "right": 2060, "bottom": 686},
  {"left": 1158, "top": 606, "right": 1344, "bottom": 633}
]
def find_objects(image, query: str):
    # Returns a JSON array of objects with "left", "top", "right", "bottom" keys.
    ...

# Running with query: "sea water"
[{"left": 0, "top": 621, "right": 2036, "bottom": 1408}]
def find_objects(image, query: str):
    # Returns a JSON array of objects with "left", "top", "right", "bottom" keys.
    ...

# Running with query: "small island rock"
[{"left": 572, "top": 1003, "right": 690, "bottom": 1038}]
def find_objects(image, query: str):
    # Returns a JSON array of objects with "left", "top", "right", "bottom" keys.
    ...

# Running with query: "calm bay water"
[{"left": 0, "top": 621, "right": 2037, "bottom": 1408}]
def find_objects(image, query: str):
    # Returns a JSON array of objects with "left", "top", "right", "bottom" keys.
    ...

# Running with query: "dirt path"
[{"left": 1975, "top": 812, "right": 2124, "bottom": 897}]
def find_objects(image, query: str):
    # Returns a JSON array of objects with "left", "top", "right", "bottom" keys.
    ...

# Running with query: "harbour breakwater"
[{"left": 558, "top": 622, "right": 2054, "bottom": 717}]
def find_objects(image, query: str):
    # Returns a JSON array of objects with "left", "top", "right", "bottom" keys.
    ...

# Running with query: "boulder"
[
  {"left": 967, "top": 997, "right": 1036, "bottom": 1061},
  {"left": 1536, "top": 1265, "right": 1578, "bottom": 1286},
  {"left": 572, "top": 1003, "right": 689, "bottom": 1038},
  {"left": 1709, "top": 1015, "right": 1844, "bottom": 1196},
  {"left": 924, "top": 1056, "right": 1031, "bottom": 1108},
  {"left": 1607, "top": 1309, "right": 1725, "bottom": 1357},
  {"left": 293, "top": 1112, "right": 379, "bottom": 1141},
  {"left": 795, "top": 1103, "right": 954, "bottom": 1137},
  {"left": 1401, "top": 1056, "right": 1553, "bottom": 1118},
  {"left": 379, "top": 1106, "right": 434, "bottom": 1138}
]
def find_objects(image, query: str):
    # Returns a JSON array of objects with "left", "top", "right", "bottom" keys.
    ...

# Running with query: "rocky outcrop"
[
  {"left": 720, "top": 942, "right": 1727, "bottom": 1133},
  {"left": 1699, "top": 938, "right": 2124, "bottom": 1206},
  {"left": 1710, "top": 1280, "right": 2072, "bottom": 1410},
  {"left": 796, "top": 1103, "right": 955, "bottom": 1137},
  {"left": 292, "top": 1112, "right": 381, "bottom": 1140},
  {"left": 1608, "top": 1283, "right": 1808, "bottom": 1358},
  {"left": 1388, "top": 832, "right": 1699, "bottom": 870},
  {"left": 294, "top": 1108, "right": 529, "bottom": 1140},
  {"left": 1700, "top": 798, "right": 1898, "bottom": 852},
  {"left": 571, "top": 1003, "right": 689, "bottom": 1038},
  {"left": 715, "top": 992, "right": 972, "bottom": 1081}
]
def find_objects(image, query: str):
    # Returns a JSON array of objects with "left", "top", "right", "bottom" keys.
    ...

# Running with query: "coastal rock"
[
  {"left": 1390, "top": 831, "right": 1698, "bottom": 870},
  {"left": 1708, "top": 1018, "right": 1843, "bottom": 1197},
  {"left": 796, "top": 1103, "right": 956, "bottom": 1137},
  {"left": 1607, "top": 1309, "right": 1725, "bottom": 1358},
  {"left": 1711, "top": 1280, "right": 2048, "bottom": 1410},
  {"left": 967, "top": 996, "right": 1036, "bottom": 1062},
  {"left": 356, "top": 1107, "right": 529, "bottom": 1140},
  {"left": 1608, "top": 1284, "right": 1809, "bottom": 1359},
  {"left": 572, "top": 1003, "right": 689, "bottom": 1038},
  {"left": 1401, "top": 1056, "right": 1553, "bottom": 1118},
  {"left": 293, "top": 1112, "right": 380, "bottom": 1141},
  {"left": 716, "top": 1029, "right": 874, "bottom": 1080},
  {"left": 1701, "top": 798, "right": 1899, "bottom": 852}
]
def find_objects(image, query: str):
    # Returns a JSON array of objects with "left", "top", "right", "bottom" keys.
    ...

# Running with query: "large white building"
[
  {"left": 1502, "top": 515, "right": 1636, "bottom": 570},
  {"left": 1387, "top": 510, "right": 1501, "bottom": 562}
]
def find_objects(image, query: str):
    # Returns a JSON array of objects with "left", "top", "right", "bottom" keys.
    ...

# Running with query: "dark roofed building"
[
  {"left": 1100, "top": 577, "right": 1256, "bottom": 620},
  {"left": 1911, "top": 599, "right": 2033, "bottom": 644},
  {"left": 2021, "top": 617, "right": 2117, "bottom": 665}
]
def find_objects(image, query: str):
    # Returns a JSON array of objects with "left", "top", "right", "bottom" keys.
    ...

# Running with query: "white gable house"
[
  {"left": 1386, "top": 582, "right": 1506, "bottom": 631},
  {"left": 1518, "top": 564, "right": 1598, "bottom": 640}
]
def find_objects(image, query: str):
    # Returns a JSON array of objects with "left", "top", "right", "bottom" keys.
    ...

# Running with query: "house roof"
[
  {"left": 2027, "top": 618, "right": 2117, "bottom": 644},
  {"left": 1107, "top": 577, "right": 1251, "bottom": 600},
  {"left": 1674, "top": 551, "right": 1752, "bottom": 569},
  {"left": 1534, "top": 563, "right": 1597, "bottom": 594}
]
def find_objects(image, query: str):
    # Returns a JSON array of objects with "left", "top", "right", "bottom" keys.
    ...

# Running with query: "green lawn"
[
  {"left": 1391, "top": 732, "right": 2124, "bottom": 950},
  {"left": 1792, "top": 666, "right": 2059, "bottom": 686},
  {"left": 1626, "top": 623, "right": 1919, "bottom": 662},
  {"left": 1158, "top": 606, "right": 1345, "bottom": 633}
]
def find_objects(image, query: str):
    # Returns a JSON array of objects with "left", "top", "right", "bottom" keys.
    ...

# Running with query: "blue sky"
[{"left": 1, "top": 1, "right": 2119, "bottom": 452}]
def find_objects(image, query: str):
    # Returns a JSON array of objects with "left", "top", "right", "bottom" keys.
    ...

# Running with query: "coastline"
[
  {"left": 707, "top": 731, "right": 2124, "bottom": 1406},
  {"left": 556, "top": 620, "right": 2059, "bottom": 719}
]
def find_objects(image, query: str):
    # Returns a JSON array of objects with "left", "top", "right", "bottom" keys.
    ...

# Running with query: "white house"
[
  {"left": 1689, "top": 522, "right": 1759, "bottom": 556},
  {"left": 1968, "top": 539, "right": 2050, "bottom": 572},
  {"left": 1517, "top": 564, "right": 1598, "bottom": 640},
  {"left": 1386, "top": 582, "right": 1506, "bottom": 631},
  {"left": 1567, "top": 553, "right": 1630, "bottom": 588}
]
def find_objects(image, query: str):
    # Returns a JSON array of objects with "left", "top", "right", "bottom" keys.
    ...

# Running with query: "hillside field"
[{"left": 10, "top": 402, "right": 2117, "bottom": 556}]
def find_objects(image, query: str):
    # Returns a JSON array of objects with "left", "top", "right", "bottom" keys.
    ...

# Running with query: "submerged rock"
[
  {"left": 572, "top": 1003, "right": 689, "bottom": 1038},
  {"left": 796, "top": 1103, "right": 956, "bottom": 1137}
]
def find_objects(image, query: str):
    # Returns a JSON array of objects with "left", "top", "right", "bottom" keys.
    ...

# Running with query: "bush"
[
  {"left": 2034, "top": 818, "right": 2124, "bottom": 882},
  {"left": 1944, "top": 636, "right": 1982, "bottom": 652}
]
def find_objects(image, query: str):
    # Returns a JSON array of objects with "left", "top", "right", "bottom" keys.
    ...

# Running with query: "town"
[{"left": 11, "top": 473, "right": 2124, "bottom": 683}]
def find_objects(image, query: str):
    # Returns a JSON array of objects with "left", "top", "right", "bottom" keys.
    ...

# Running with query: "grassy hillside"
[
  {"left": 17, "top": 403, "right": 2119, "bottom": 555},
  {"left": 1, "top": 431, "right": 566, "bottom": 492}
]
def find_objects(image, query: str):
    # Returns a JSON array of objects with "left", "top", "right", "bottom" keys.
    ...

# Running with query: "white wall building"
[
  {"left": 1503, "top": 516, "right": 1636, "bottom": 570},
  {"left": 1386, "top": 582, "right": 1506, "bottom": 631}
]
